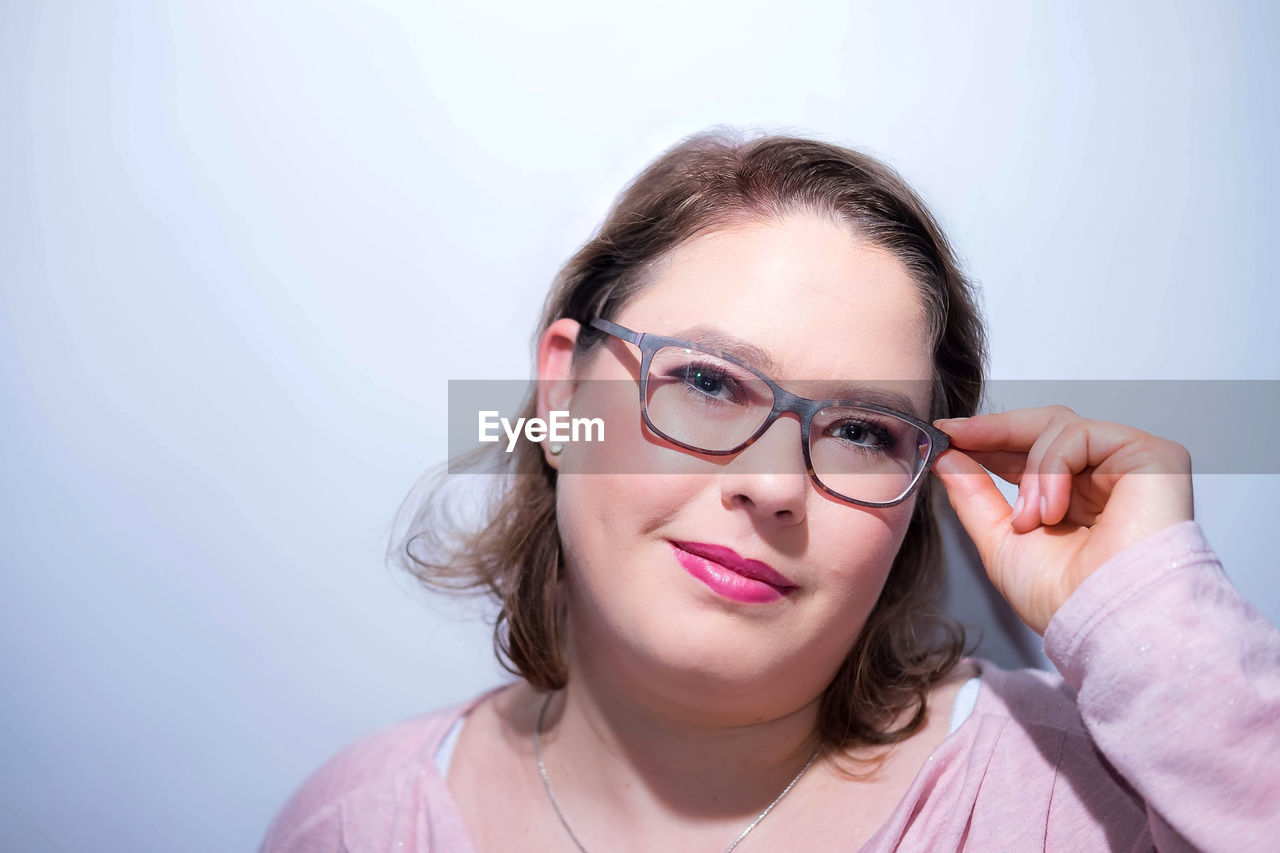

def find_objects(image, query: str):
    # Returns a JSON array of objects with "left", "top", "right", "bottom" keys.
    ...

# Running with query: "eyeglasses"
[{"left": 587, "top": 318, "right": 949, "bottom": 508}]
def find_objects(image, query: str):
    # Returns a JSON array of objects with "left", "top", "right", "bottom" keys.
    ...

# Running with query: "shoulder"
[
  {"left": 278, "top": 707, "right": 458, "bottom": 810},
  {"left": 259, "top": 684, "right": 510, "bottom": 852},
  {"left": 968, "top": 657, "right": 1086, "bottom": 736},
  {"left": 926, "top": 659, "right": 1151, "bottom": 848}
]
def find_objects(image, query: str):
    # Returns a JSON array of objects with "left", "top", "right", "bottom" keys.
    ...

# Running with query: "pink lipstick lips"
[{"left": 669, "top": 540, "right": 795, "bottom": 604}]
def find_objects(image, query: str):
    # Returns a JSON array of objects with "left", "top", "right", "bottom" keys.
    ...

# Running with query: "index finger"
[{"left": 934, "top": 405, "right": 1076, "bottom": 454}]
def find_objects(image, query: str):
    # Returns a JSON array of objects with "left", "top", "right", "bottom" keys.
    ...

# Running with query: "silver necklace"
[{"left": 533, "top": 690, "right": 822, "bottom": 853}]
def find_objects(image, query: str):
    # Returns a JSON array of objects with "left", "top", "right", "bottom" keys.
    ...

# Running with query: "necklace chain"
[{"left": 533, "top": 690, "right": 822, "bottom": 853}]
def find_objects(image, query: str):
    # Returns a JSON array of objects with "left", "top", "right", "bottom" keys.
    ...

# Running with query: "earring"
[{"left": 549, "top": 442, "right": 565, "bottom": 455}]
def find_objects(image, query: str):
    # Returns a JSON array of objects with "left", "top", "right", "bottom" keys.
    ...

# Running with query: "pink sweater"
[{"left": 260, "top": 522, "right": 1280, "bottom": 851}]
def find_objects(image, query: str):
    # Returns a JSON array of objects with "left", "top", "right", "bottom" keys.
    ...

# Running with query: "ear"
[{"left": 536, "top": 318, "right": 582, "bottom": 469}]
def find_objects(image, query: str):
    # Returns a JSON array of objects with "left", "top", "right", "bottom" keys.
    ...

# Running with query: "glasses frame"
[{"left": 587, "top": 318, "right": 950, "bottom": 508}]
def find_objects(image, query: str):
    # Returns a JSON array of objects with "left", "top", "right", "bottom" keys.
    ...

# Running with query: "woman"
[{"left": 261, "top": 132, "right": 1279, "bottom": 851}]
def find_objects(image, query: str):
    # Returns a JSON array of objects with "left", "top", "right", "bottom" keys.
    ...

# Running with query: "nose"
[{"left": 719, "top": 415, "right": 808, "bottom": 524}]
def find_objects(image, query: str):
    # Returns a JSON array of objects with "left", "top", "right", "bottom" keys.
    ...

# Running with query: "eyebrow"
[
  {"left": 670, "top": 325, "right": 780, "bottom": 373},
  {"left": 667, "top": 324, "right": 928, "bottom": 419},
  {"left": 827, "top": 386, "right": 926, "bottom": 419}
]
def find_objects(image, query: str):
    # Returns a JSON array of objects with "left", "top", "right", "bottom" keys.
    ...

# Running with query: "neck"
[{"left": 538, "top": 665, "right": 825, "bottom": 835}]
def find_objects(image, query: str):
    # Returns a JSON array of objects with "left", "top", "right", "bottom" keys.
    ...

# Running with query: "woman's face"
[{"left": 542, "top": 212, "right": 934, "bottom": 725}]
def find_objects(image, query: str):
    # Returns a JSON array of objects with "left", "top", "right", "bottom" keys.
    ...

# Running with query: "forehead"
[{"left": 616, "top": 213, "right": 934, "bottom": 402}]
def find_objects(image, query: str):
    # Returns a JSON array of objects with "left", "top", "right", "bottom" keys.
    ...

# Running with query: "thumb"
[{"left": 932, "top": 449, "right": 1013, "bottom": 566}]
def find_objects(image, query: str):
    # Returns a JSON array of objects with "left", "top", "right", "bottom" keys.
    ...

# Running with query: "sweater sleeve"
[{"left": 1043, "top": 521, "right": 1280, "bottom": 852}]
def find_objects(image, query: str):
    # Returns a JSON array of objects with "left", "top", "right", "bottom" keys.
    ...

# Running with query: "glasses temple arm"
[{"left": 588, "top": 318, "right": 643, "bottom": 346}]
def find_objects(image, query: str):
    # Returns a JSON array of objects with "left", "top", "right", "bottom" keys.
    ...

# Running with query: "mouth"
[{"left": 668, "top": 540, "right": 796, "bottom": 603}]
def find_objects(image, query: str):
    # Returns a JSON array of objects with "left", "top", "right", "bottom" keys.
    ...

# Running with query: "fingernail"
[
  {"left": 1012, "top": 493, "right": 1025, "bottom": 519},
  {"left": 1039, "top": 495, "right": 1048, "bottom": 521}
]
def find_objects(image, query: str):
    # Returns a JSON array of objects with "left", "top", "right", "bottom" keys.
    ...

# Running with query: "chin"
[{"left": 577, "top": 607, "right": 830, "bottom": 715}]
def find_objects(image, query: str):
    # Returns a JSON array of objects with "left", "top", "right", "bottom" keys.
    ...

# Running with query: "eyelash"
[
  {"left": 824, "top": 419, "right": 896, "bottom": 454},
  {"left": 673, "top": 361, "right": 749, "bottom": 405}
]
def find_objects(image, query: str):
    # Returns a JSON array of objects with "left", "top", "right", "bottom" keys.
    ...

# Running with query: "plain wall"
[{"left": 2, "top": 2, "right": 1277, "bottom": 850}]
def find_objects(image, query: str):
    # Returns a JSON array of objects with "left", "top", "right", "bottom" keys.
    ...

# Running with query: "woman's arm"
[
  {"left": 1044, "top": 519, "right": 1280, "bottom": 849},
  {"left": 933, "top": 407, "right": 1280, "bottom": 850}
]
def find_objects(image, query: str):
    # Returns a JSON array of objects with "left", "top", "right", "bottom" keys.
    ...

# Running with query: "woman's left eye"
[{"left": 832, "top": 420, "right": 892, "bottom": 449}]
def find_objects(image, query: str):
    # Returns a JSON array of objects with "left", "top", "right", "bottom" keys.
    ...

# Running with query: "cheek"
[
  {"left": 552, "top": 375, "right": 723, "bottom": 613},
  {"left": 554, "top": 466, "right": 702, "bottom": 561},
  {"left": 553, "top": 467, "right": 707, "bottom": 659},
  {"left": 816, "top": 497, "right": 918, "bottom": 614}
]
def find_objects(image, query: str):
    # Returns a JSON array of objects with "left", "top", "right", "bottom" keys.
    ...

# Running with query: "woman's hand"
[{"left": 931, "top": 406, "right": 1195, "bottom": 636}]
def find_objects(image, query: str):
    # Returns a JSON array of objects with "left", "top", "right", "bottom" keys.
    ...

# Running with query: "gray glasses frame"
[{"left": 587, "top": 318, "right": 950, "bottom": 508}]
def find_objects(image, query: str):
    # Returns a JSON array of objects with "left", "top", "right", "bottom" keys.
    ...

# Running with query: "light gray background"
[{"left": 3, "top": 2, "right": 1277, "bottom": 851}]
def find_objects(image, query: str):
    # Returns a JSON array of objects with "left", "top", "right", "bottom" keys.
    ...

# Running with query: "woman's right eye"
[{"left": 679, "top": 362, "right": 742, "bottom": 403}]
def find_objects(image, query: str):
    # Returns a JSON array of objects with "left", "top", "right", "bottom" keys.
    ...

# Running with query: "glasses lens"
[
  {"left": 809, "top": 406, "right": 932, "bottom": 504},
  {"left": 645, "top": 345, "right": 773, "bottom": 451}
]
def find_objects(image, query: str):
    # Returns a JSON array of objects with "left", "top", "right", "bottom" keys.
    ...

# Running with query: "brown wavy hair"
[{"left": 393, "top": 129, "right": 986, "bottom": 757}]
